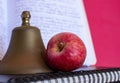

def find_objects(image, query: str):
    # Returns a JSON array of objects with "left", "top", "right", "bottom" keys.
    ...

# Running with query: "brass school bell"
[{"left": 0, "top": 11, "right": 51, "bottom": 74}]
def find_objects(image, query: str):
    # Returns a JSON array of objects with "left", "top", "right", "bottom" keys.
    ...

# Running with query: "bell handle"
[{"left": 21, "top": 11, "right": 31, "bottom": 26}]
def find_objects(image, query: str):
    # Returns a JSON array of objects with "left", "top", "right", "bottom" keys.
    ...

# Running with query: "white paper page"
[
  {"left": 7, "top": 0, "right": 16, "bottom": 43},
  {"left": 13, "top": 0, "right": 96, "bottom": 65},
  {"left": 0, "top": 75, "right": 13, "bottom": 83},
  {"left": 0, "top": 0, "right": 8, "bottom": 60}
]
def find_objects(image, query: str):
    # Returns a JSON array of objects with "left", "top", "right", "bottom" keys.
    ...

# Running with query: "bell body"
[{"left": 0, "top": 11, "right": 51, "bottom": 74}]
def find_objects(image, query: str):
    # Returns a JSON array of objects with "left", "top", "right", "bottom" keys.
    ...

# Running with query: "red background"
[{"left": 83, "top": 0, "right": 120, "bottom": 67}]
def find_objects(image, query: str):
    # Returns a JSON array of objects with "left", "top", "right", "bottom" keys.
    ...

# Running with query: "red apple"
[{"left": 46, "top": 32, "right": 86, "bottom": 71}]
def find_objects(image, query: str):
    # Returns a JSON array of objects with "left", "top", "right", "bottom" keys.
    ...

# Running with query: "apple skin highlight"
[{"left": 46, "top": 32, "right": 86, "bottom": 71}]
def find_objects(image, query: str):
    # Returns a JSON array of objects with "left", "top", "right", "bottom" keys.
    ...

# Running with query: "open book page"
[
  {"left": 7, "top": 0, "right": 16, "bottom": 43},
  {"left": 0, "top": 0, "right": 8, "bottom": 60},
  {"left": 10, "top": 0, "right": 96, "bottom": 65}
]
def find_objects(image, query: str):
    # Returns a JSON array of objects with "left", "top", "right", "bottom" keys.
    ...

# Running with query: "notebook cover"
[{"left": 83, "top": 0, "right": 120, "bottom": 67}]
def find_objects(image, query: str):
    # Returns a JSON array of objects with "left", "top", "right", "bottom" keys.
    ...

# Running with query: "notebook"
[{"left": 0, "top": 66, "right": 120, "bottom": 83}]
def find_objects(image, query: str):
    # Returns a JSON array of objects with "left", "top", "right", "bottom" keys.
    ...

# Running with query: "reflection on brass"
[{"left": 0, "top": 11, "right": 51, "bottom": 74}]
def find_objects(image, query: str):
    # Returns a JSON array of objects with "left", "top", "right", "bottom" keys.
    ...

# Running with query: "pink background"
[{"left": 83, "top": 0, "right": 120, "bottom": 67}]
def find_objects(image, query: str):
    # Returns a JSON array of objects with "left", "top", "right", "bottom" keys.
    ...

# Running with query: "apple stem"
[{"left": 58, "top": 42, "right": 65, "bottom": 52}]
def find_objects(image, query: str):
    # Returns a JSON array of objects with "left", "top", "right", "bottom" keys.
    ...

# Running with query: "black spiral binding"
[{"left": 8, "top": 67, "right": 120, "bottom": 83}]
